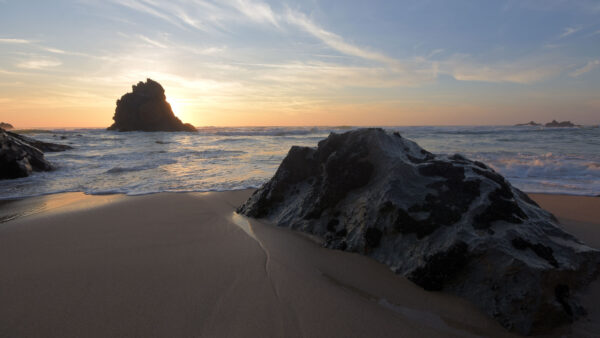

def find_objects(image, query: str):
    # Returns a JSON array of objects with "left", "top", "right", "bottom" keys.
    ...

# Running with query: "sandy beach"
[{"left": 0, "top": 191, "right": 598, "bottom": 337}]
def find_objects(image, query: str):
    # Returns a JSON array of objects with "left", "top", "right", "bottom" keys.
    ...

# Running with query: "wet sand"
[{"left": 0, "top": 191, "right": 598, "bottom": 337}]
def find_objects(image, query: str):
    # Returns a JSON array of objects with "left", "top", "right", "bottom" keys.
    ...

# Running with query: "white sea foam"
[{"left": 0, "top": 126, "right": 598, "bottom": 199}]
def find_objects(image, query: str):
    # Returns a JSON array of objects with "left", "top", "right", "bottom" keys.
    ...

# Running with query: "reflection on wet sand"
[{"left": 0, "top": 192, "right": 122, "bottom": 223}]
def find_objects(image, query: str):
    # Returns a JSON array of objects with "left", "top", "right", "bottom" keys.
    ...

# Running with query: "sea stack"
[
  {"left": 238, "top": 128, "right": 600, "bottom": 334},
  {"left": 107, "top": 79, "right": 197, "bottom": 132},
  {"left": 0, "top": 128, "right": 72, "bottom": 179}
]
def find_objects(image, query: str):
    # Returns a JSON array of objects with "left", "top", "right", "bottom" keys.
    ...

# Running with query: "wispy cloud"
[
  {"left": 285, "top": 10, "right": 399, "bottom": 67},
  {"left": 16, "top": 59, "right": 62, "bottom": 70},
  {"left": 118, "top": 32, "right": 225, "bottom": 56},
  {"left": 0, "top": 36, "right": 91, "bottom": 58},
  {"left": 558, "top": 26, "right": 582, "bottom": 38},
  {"left": 0, "top": 38, "right": 33, "bottom": 44},
  {"left": 443, "top": 55, "right": 561, "bottom": 84},
  {"left": 228, "top": 0, "right": 279, "bottom": 27},
  {"left": 43, "top": 47, "right": 67, "bottom": 54},
  {"left": 427, "top": 49, "right": 444, "bottom": 58},
  {"left": 137, "top": 34, "right": 168, "bottom": 48},
  {"left": 186, "top": 46, "right": 226, "bottom": 55},
  {"left": 109, "top": 0, "right": 185, "bottom": 29},
  {"left": 570, "top": 60, "right": 600, "bottom": 77}
]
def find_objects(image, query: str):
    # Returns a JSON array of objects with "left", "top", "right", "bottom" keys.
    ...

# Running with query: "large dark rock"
[
  {"left": 107, "top": 79, "right": 197, "bottom": 132},
  {"left": 0, "top": 122, "right": 13, "bottom": 130},
  {"left": 238, "top": 128, "right": 600, "bottom": 335},
  {"left": 0, "top": 128, "right": 71, "bottom": 179}
]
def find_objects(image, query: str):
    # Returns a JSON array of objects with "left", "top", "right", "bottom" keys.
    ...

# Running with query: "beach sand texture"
[{"left": 0, "top": 191, "right": 598, "bottom": 337}]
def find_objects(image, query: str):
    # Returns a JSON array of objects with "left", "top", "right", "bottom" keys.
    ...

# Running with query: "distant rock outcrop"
[
  {"left": 515, "top": 120, "right": 582, "bottom": 127},
  {"left": 107, "top": 79, "right": 197, "bottom": 132},
  {"left": 515, "top": 121, "right": 541, "bottom": 126},
  {"left": 5, "top": 130, "right": 73, "bottom": 152},
  {"left": 0, "top": 128, "right": 72, "bottom": 179},
  {"left": 545, "top": 120, "right": 578, "bottom": 128},
  {"left": 238, "top": 128, "right": 600, "bottom": 335},
  {"left": 0, "top": 122, "right": 13, "bottom": 130}
]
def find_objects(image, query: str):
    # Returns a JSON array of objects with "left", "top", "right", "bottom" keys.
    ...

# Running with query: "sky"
[{"left": 0, "top": 0, "right": 599, "bottom": 128}]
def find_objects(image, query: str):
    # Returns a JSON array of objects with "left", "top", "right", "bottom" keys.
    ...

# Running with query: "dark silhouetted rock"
[
  {"left": 515, "top": 121, "right": 541, "bottom": 126},
  {"left": 238, "top": 128, "right": 600, "bottom": 335},
  {"left": 0, "top": 128, "right": 71, "bottom": 179},
  {"left": 5, "top": 130, "right": 72, "bottom": 152},
  {"left": 0, "top": 122, "right": 13, "bottom": 130},
  {"left": 107, "top": 79, "right": 197, "bottom": 132},
  {"left": 545, "top": 120, "right": 578, "bottom": 128}
]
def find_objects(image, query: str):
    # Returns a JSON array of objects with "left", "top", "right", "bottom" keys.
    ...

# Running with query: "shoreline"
[
  {"left": 0, "top": 191, "right": 599, "bottom": 336},
  {"left": 0, "top": 189, "right": 596, "bottom": 213}
]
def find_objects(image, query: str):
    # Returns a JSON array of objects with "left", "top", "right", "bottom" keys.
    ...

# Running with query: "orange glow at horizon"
[
  {"left": 2, "top": 76, "right": 600, "bottom": 129},
  {"left": 2, "top": 94, "right": 599, "bottom": 129}
]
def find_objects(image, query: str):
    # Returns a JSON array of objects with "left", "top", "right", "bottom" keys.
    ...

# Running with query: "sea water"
[{"left": 1, "top": 126, "right": 598, "bottom": 199}]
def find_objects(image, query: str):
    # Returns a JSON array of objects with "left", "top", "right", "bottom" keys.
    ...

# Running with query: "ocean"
[{"left": 1, "top": 126, "right": 599, "bottom": 199}]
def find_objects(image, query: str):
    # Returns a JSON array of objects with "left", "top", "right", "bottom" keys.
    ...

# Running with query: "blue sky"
[{"left": 0, "top": 0, "right": 599, "bottom": 127}]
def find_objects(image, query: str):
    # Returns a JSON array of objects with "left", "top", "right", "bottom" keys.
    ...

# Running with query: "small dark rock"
[
  {"left": 5, "top": 130, "right": 72, "bottom": 152},
  {"left": 545, "top": 120, "right": 578, "bottom": 128},
  {"left": 515, "top": 121, "right": 541, "bottom": 126},
  {"left": 1, "top": 128, "right": 67, "bottom": 179},
  {"left": 0, "top": 122, "right": 14, "bottom": 130}
]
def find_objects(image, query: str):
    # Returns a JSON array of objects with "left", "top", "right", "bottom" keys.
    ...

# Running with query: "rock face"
[
  {"left": 238, "top": 128, "right": 600, "bottom": 335},
  {"left": 0, "top": 122, "right": 13, "bottom": 130},
  {"left": 107, "top": 79, "right": 197, "bottom": 132},
  {"left": 0, "top": 128, "right": 71, "bottom": 179},
  {"left": 545, "top": 120, "right": 577, "bottom": 128}
]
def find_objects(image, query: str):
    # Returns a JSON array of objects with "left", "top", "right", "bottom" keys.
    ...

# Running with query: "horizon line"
[{"left": 7, "top": 123, "right": 599, "bottom": 130}]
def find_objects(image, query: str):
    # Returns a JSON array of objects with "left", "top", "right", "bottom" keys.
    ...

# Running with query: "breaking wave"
[{"left": 0, "top": 126, "right": 598, "bottom": 199}]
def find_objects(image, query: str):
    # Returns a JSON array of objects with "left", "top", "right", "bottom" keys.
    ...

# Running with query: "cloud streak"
[
  {"left": 558, "top": 26, "right": 581, "bottom": 38},
  {"left": 229, "top": 0, "right": 279, "bottom": 27},
  {"left": 0, "top": 38, "right": 33, "bottom": 44},
  {"left": 570, "top": 60, "right": 600, "bottom": 77},
  {"left": 443, "top": 55, "right": 562, "bottom": 84},
  {"left": 137, "top": 35, "right": 168, "bottom": 48},
  {"left": 16, "top": 59, "right": 62, "bottom": 70},
  {"left": 285, "top": 10, "right": 400, "bottom": 67},
  {"left": 109, "top": 0, "right": 186, "bottom": 29}
]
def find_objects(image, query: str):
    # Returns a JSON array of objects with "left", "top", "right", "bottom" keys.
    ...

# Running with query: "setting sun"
[{"left": 166, "top": 96, "right": 191, "bottom": 125}]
